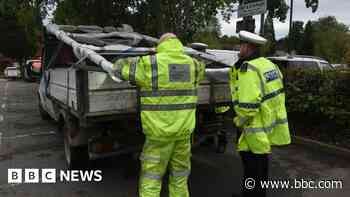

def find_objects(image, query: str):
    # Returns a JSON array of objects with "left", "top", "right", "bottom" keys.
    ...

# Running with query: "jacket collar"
[
  {"left": 235, "top": 50, "right": 261, "bottom": 70},
  {"left": 156, "top": 38, "right": 184, "bottom": 53}
]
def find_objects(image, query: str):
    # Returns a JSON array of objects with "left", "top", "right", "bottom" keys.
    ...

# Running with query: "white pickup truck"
[{"left": 37, "top": 24, "right": 238, "bottom": 168}]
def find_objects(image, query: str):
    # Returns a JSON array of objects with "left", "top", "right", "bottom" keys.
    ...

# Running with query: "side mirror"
[{"left": 24, "top": 60, "right": 42, "bottom": 81}]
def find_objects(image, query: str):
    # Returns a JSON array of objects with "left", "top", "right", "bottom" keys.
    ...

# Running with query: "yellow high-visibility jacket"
[
  {"left": 113, "top": 38, "right": 205, "bottom": 141},
  {"left": 231, "top": 57, "right": 291, "bottom": 154}
]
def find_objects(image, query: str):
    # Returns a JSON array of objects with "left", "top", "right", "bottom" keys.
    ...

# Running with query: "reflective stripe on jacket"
[
  {"left": 231, "top": 57, "right": 291, "bottom": 154},
  {"left": 113, "top": 38, "right": 205, "bottom": 141}
]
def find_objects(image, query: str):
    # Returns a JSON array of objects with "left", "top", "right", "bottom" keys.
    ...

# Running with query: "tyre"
[
  {"left": 63, "top": 119, "right": 89, "bottom": 169},
  {"left": 23, "top": 67, "right": 31, "bottom": 82},
  {"left": 38, "top": 102, "right": 51, "bottom": 121}
]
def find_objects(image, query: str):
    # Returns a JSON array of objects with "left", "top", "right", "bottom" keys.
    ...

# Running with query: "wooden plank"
[
  {"left": 88, "top": 71, "right": 132, "bottom": 90},
  {"left": 49, "top": 68, "right": 78, "bottom": 109},
  {"left": 197, "top": 84, "right": 231, "bottom": 104},
  {"left": 89, "top": 90, "right": 137, "bottom": 113},
  {"left": 49, "top": 68, "right": 232, "bottom": 116},
  {"left": 50, "top": 68, "right": 76, "bottom": 89}
]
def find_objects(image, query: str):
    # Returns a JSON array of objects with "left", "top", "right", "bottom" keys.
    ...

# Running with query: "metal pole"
[
  {"left": 288, "top": 0, "right": 294, "bottom": 54},
  {"left": 260, "top": 13, "right": 265, "bottom": 35}
]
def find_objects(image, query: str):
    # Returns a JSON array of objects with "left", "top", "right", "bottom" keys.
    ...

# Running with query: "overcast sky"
[{"left": 220, "top": 0, "right": 350, "bottom": 39}]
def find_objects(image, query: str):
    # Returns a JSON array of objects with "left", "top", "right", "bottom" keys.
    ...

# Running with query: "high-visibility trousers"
[{"left": 139, "top": 137, "right": 191, "bottom": 197}]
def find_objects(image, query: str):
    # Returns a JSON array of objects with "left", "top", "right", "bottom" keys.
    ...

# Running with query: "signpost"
[
  {"left": 236, "top": 17, "right": 256, "bottom": 33},
  {"left": 238, "top": 0, "right": 267, "bottom": 18},
  {"left": 236, "top": 0, "right": 267, "bottom": 34}
]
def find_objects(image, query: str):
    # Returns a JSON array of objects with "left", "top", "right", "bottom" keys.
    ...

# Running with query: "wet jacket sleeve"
[
  {"left": 234, "top": 69, "right": 262, "bottom": 127},
  {"left": 193, "top": 58, "right": 206, "bottom": 85},
  {"left": 113, "top": 57, "right": 145, "bottom": 86}
]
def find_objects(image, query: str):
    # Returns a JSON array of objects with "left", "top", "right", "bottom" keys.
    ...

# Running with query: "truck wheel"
[
  {"left": 63, "top": 120, "right": 89, "bottom": 169},
  {"left": 23, "top": 67, "right": 30, "bottom": 82},
  {"left": 38, "top": 102, "right": 51, "bottom": 121}
]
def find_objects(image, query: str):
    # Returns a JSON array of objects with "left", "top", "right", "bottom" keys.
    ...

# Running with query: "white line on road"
[
  {"left": 2, "top": 131, "right": 56, "bottom": 140},
  {"left": 0, "top": 114, "right": 3, "bottom": 122},
  {"left": 1, "top": 103, "right": 5, "bottom": 109}
]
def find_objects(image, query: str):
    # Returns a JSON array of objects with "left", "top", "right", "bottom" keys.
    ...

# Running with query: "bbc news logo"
[{"left": 8, "top": 169, "right": 102, "bottom": 183}]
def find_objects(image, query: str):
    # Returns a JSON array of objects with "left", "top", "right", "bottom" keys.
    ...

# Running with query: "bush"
[{"left": 284, "top": 68, "right": 350, "bottom": 148}]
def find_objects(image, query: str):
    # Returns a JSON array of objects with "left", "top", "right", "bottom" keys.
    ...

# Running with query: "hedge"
[{"left": 284, "top": 68, "right": 350, "bottom": 148}]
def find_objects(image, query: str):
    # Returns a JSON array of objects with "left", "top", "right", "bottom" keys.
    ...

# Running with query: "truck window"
[
  {"left": 288, "top": 61, "right": 319, "bottom": 70},
  {"left": 270, "top": 60, "right": 287, "bottom": 69},
  {"left": 320, "top": 62, "right": 332, "bottom": 70}
]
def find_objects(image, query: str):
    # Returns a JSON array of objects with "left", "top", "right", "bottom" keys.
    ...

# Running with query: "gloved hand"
[
  {"left": 98, "top": 59, "right": 124, "bottom": 82},
  {"left": 234, "top": 116, "right": 249, "bottom": 127}
]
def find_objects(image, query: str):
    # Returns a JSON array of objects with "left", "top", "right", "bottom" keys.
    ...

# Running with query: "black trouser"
[{"left": 239, "top": 151, "right": 269, "bottom": 197}]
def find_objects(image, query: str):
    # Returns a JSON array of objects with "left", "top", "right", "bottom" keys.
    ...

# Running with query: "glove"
[{"left": 234, "top": 116, "right": 249, "bottom": 127}]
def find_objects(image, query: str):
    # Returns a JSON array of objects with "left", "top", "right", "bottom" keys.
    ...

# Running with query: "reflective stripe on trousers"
[
  {"left": 171, "top": 170, "right": 191, "bottom": 177},
  {"left": 139, "top": 138, "right": 191, "bottom": 197},
  {"left": 143, "top": 172, "right": 162, "bottom": 180}
]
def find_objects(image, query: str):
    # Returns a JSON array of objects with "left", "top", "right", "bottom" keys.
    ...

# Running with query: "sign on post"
[
  {"left": 238, "top": 0, "right": 267, "bottom": 18},
  {"left": 236, "top": 18, "right": 256, "bottom": 33}
]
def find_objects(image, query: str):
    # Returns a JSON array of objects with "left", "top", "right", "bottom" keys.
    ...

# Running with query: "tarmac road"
[{"left": 0, "top": 79, "right": 349, "bottom": 197}]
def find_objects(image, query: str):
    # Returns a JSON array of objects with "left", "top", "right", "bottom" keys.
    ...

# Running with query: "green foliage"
[
  {"left": 266, "top": 0, "right": 289, "bottom": 22},
  {"left": 193, "top": 33, "right": 240, "bottom": 50},
  {"left": 282, "top": 16, "right": 350, "bottom": 63},
  {"left": 301, "top": 21, "right": 314, "bottom": 55},
  {"left": 219, "top": 35, "right": 240, "bottom": 50},
  {"left": 54, "top": 0, "right": 237, "bottom": 43},
  {"left": 193, "top": 17, "right": 223, "bottom": 49},
  {"left": 193, "top": 32, "right": 222, "bottom": 49},
  {"left": 312, "top": 17, "right": 350, "bottom": 63},
  {"left": 54, "top": 0, "right": 133, "bottom": 26},
  {"left": 0, "top": 0, "right": 50, "bottom": 60},
  {"left": 304, "top": 0, "right": 319, "bottom": 13},
  {"left": 285, "top": 69, "right": 350, "bottom": 129},
  {"left": 260, "top": 0, "right": 319, "bottom": 54},
  {"left": 289, "top": 21, "right": 304, "bottom": 53},
  {"left": 344, "top": 47, "right": 350, "bottom": 65},
  {"left": 261, "top": 15, "right": 276, "bottom": 55}
]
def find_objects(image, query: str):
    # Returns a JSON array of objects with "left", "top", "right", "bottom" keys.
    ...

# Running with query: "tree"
[
  {"left": 344, "top": 46, "right": 350, "bottom": 66},
  {"left": 0, "top": 0, "right": 52, "bottom": 60},
  {"left": 301, "top": 21, "right": 314, "bottom": 55},
  {"left": 193, "top": 17, "right": 223, "bottom": 49},
  {"left": 261, "top": 15, "right": 277, "bottom": 55},
  {"left": 219, "top": 35, "right": 240, "bottom": 50},
  {"left": 258, "top": 0, "right": 319, "bottom": 54},
  {"left": 289, "top": 21, "right": 304, "bottom": 53},
  {"left": 54, "top": 0, "right": 237, "bottom": 43},
  {"left": 305, "top": 0, "right": 319, "bottom": 13},
  {"left": 54, "top": 0, "right": 134, "bottom": 26},
  {"left": 312, "top": 16, "right": 349, "bottom": 63},
  {"left": 266, "top": 0, "right": 289, "bottom": 22}
]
